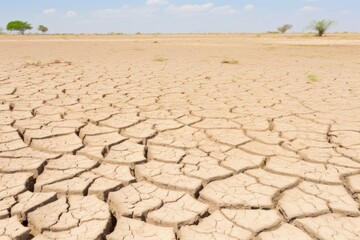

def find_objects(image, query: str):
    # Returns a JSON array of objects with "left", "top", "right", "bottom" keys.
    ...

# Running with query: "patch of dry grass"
[
  {"left": 307, "top": 74, "right": 320, "bottom": 82},
  {"left": 154, "top": 56, "right": 168, "bottom": 62},
  {"left": 221, "top": 59, "right": 239, "bottom": 65}
]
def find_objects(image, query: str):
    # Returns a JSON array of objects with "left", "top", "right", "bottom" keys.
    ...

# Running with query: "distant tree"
[
  {"left": 38, "top": 25, "right": 48, "bottom": 34},
  {"left": 6, "top": 21, "right": 32, "bottom": 34},
  {"left": 277, "top": 24, "right": 292, "bottom": 34},
  {"left": 309, "top": 20, "right": 335, "bottom": 37},
  {"left": 0, "top": 27, "right": 3, "bottom": 34}
]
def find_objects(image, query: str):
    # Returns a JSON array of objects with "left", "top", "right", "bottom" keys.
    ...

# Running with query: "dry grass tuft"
[
  {"left": 307, "top": 74, "right": 320, "bottom": 82},
  {"left": 154, "top": 56, "right": 168, "bottom": 62},
  {"left": 23, "top": 59, "right": 72, "bottom": 68},
  {"left": 221, "top": 59, "right": 239, "bottom": 65}
]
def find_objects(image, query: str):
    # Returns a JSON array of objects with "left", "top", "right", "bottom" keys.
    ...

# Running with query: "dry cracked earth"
[{"left": 1, "top": 34, "right": 360, "bottom": 240}]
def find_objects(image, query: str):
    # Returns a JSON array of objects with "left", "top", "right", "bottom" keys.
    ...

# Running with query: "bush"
[
  {"left": 38, "top": 25, "right": 48, "bottom": 34},
  {"left": 309, "top": 20, "right": 335, "bottom": 37},
  {"left": 277, "top": 24, "right": 292, "bottom": 34},
  {"left": 6, "top": 21, "right": 32, "bottom": 34}
]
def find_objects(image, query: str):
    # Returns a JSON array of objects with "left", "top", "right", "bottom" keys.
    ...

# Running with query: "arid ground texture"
[{"left": 1, "top": 34, "right": 360, "bottom": 240}]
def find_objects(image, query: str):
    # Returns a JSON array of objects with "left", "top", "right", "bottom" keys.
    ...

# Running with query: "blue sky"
[{"left": 0, "top": 0, "right": 359, "bottom": 33}]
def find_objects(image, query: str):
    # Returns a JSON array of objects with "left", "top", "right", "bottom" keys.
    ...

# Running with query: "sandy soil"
[{"left": 1, "top": 34, "right": 360, "bottom": 240}]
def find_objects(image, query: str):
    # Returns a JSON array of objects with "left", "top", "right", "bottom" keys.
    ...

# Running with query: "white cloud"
[
  {"left": 93, "top": 2, "right": 236, "bottom": 20},
  {"left": 146, "top": 0, "right": 168, "bottom": 6},
  {"left": 166, "top": 3, "right": 214, "bottom": 13},
  {"left": 65, "top": 11, "right": 77, "bottom": 18},
  {"left": 166, "top": 3, "right": 236, "bottom": 14},
  {"left": 43, "top": 8, "right": 56, "bottom": 14},
  {"left": 211, "top": 5, "right": 237, "bottom": 14},
  {"left": 299, "top": 5, "right": 321, "bottom": 13},
  {"left": 93, "top": 5, "right": 157, "bottom": 18},
  {"left": 243, "top": 4, "right": 255, "bottom": 11}
]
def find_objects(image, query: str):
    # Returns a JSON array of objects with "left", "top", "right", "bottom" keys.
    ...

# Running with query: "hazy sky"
[{"left": 0, "top": 0, "right": 359, "bottom": 33}]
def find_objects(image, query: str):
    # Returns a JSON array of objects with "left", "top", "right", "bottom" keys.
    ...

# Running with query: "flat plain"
[{"left": 1, "top": 34, "right": 360, "bottom": 240}]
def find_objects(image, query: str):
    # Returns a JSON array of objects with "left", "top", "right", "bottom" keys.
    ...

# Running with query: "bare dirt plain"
[{"left": 1, "top": 34, "right": 360, "bottom": 240}]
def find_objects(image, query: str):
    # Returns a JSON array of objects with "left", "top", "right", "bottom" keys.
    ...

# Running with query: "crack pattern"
[{"left": 1, "top": 35, "right": 360, "bottom": 239}]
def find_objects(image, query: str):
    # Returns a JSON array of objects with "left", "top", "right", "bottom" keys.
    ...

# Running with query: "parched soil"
[{"left": 1, "top": 34, "right": 360, "bottom": 240}]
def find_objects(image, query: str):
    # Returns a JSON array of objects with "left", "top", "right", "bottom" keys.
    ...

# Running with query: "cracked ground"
[{"left": 0, "top": 34, "right": 360, "bottom": 240}]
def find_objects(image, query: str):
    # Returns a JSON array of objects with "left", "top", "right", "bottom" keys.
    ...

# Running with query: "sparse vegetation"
[
  {"left": 0, "top": 27, "right": 3, "bottom": 34},
  {"left": 222, "top": 59, "right": 239, "bottom": 65},
  {"left": 6, "top": 20, "right": 32, "bottom": 34},
  {"left": 38, "top": 25, "right": 48, "bottom": 34},
  {"left": 307, "top": 74, "right": 320, "bottom": 82},
  {"left": 277, "top": 24, "right": 292, "bottom": 34},
  {"left": 154, "top": 56, "right": 168, "bottom": 62},
  {"left": 109, "top": 32, "right": 124, "bottom": 35},
  {"left": 50, "top": 59, "right": 72, "bottom": 65},
  {"left": 309, "top": 20, "right": 335, "bottom": 37},
  {"left": 23, "top": 59, "right": 72, "bottom": 68}
]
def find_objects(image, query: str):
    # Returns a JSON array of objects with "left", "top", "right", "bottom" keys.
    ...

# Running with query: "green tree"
[
  {"left": 6, "top": 21, "right": 32, "bottom": 34},
  {"left": 309, "top": 20, "right": 335, "bottom": 37},
  {"left": 277, "top": 24, "right": 292, "bottom": 34},
  {"left": 38, "top": 25, "right": 48, "bottom": 34}
]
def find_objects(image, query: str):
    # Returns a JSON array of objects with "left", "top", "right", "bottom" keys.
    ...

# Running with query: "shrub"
[
  {"left": 277, "top": 24, "right": 293, "bottom": 34},
  {"left": 38, "top": 25, "right": 48, "bottom": 34}
]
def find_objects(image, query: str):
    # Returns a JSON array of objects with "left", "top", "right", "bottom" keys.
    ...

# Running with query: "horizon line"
[{"left": 1, "top": 31, "right": 359, "bottom": 35}]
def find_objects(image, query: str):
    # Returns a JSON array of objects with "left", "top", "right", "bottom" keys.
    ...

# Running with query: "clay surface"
[{"left": 1, "top": 34, "right": 360, "bottom": 239}]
